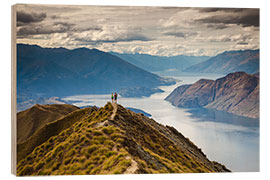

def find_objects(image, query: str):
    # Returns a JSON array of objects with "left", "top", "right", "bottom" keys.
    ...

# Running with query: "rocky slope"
[
  {"left": 184, "top": 49, "right": 259, "bottom": 74},
  {"left": 165, "top": 72, "right": 259, "bottom": 118},
  {"left": 17, "top": 104, "right": 79, "bottom": 144},
  {"left": 16, "top": 103, "right": 229, "bottom": 175}
]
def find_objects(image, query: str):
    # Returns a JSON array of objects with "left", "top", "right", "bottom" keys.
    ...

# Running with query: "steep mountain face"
[
  {"left": 165, "top": 72, "right": 259, "bottom": 118},
  {"left": 17, "top": 44, "right": 174, "bottom": 99},
  {"left": 184, "top": 49, "right": 259, "bottom": 74},
  {"left": 17, "top": 104, "right": 79, "bottom": 144},
  {"left": 16, "top": 103, "right": 229, "bottom": 175},
  {"left": 110, "top": 52, "right": 209, "bottom": 72}
]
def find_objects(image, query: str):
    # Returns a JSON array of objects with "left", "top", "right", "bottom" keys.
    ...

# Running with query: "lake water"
[{"left": 62, "top": 73, "right": 259, "bottom": 172}]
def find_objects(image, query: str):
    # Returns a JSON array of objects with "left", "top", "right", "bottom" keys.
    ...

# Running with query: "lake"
[{"left": 62, "top": 73, "right": 259, "bottom": 172}]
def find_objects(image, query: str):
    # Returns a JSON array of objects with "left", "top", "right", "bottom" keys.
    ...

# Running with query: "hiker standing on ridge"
[
  {"left": 114, "top": 92, "right": 118, "bottom": 104},
  {"left": 111, "top": 93, "right": 114, "bottom": 103}
]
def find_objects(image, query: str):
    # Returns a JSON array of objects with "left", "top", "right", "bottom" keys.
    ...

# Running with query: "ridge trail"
[
  {"left": 110, "top": 102, "right": 118, "bottom": 120},
  {"left": 110, "top": 102, "right": 139, "bottom": 174},
  {"left": 94, "top": 102, "right": 117, "bottom": 128}
]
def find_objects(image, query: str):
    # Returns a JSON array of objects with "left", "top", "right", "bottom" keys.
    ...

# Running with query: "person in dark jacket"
[{"left": 114, "top": 92, "right": 118, "bottom": 104}]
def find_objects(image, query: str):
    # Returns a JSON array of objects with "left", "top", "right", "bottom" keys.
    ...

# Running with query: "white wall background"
[{"left": 1, "top": 0, "right": 269, "bottom": 179}]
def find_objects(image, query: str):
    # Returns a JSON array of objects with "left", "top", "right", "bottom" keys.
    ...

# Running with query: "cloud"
[
  {"left": 205, "top": 34, "right": 255, "bottom": 45},
  {"left": 196, "top": 8, "right": 259, "bottom": 28},
  {"left": 17, "top": 20, "right": 102, "bottom": 38},
  {"left": 163, "top": 31, "right": 198, "bottom": 38},
  {"left": 161, "top": 8, "right": 259, "bottom": 32},
  {"left": 74, "top": 32, "right": 151, "bottom": 44},
  {"left": 17, "top": 21, "right": 75, "bottom": 37},
  {"left": 197, "top": 8, "right": 245, "bottom": 13},
  {"left": 130, "top": 46, "right": 143, "bottom": 53},
  {"left": 16, "top": 5, "right": 259, "bottom": 57},
  {"left": 206, "top": 24, "right": 229, "bottom": 30},
  {"left": 17, "top": 11, "right": 46, "bottom": 26},
  {"left": 72, "top": 25, "right": 152, "bottom": 44},
  {"left": 50, "top": 15, "right": 60, "bottom": 19},
  {"left": 237, "top": 42, "right": 249, "bottom": 45},
  {"left": 163, "top": 32, "right": 185, "bottom": 38},
  {"left": 160, "top": 9, "right": 195, "bottom": 29},
  {"left": 207, "top": 35, "right": 234, "bottom": 43}
]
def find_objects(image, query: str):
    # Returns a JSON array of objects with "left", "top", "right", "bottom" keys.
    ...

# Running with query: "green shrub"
[
  {"left": 102, "top": 126, "right": 115, "bottom": 135},
  {"left": 106, "top": 151, "right": 116, "bottom": 158},
  {"left": 93, "top": 130, "right": 103, "bottom": 136},
  {"left": 69, "top": 163, "right": 82, "bottom": 172},
  {"left": 64, "top": 158, "right": 72, "bottom": 165},
  {"left": 34, "top": 162, "right": 45, "bottom": 171},
  {"left": 67, "top": 149, "right": 75, "bottom": 157},
  {"left": 119, "top": 159, "right": 131, "bottom": 167},
  {"left": 87, "top": 144, "right": 100, "bottom": 154},
  {"left": 18, "top": 165, "right": 34, "bottom": 176}
]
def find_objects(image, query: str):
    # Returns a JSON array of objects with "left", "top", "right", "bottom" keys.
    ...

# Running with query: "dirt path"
[
  {"left": 110, "top": 103, "right": 117, "bottom": 120},
  {"left": 94, "top": 102, "right": 117, "bottom": 128},
  {"left": 124, "top": 156, "right": 138, "bottom": 174},
  {"left": 110, "top": 103, "right": 139, "bottom": 174}
]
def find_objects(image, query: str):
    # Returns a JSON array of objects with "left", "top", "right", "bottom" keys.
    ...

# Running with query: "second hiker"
[
  {"left": 114, "top": 92, "right": 118, "bottom": 104},
  {"left": 111, "top": 93, "right": 114, "bottom": 103}
]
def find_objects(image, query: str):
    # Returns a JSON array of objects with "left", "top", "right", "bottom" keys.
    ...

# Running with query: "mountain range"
[
  {"left": 18, "top": 44, "right": 259, "bottom": 112},
  {"left": 17, "top": 44, "right": 175, "bottom": 102},
  {"left": 165, "top": 72, "right": 259, "bottom": 118},
  {"left": 111, "top": 52, "right": 210, "bottom": 72},
  {"left": 184, "top": 49, "right": 259, "bottom": 74},
  {"left": 16, "top": 103, "right": 229, "bottom": 175}
]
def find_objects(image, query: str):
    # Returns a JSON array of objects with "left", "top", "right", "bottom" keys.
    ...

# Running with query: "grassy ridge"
[
  {"left": 114, "top": 105, "right": 219, "bottom": 173},
  {"left": 17, "top": 103, "right": 229, "bottom": 175},
  {"left": 17, "top": 107, "right": 97, "bottom": 163},
  {"left": 17, "top": 103, "right": 135, "bottom": 175},
  {"left": 17, "top": 104, "right": 79, "bottom": 143}
]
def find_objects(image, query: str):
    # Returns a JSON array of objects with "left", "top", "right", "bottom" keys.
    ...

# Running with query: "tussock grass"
[
  {"left": 17, "top": 103, "right": 134, "bottom": 176},
  {"left": 17, "top": 104, "right": 79, "bottom": 144},
  {"left": 17, "top": 107, "right": 97, "bottom": 162},
  {"left": 17, "top": 102, "right": 225, "bottom": 176}
]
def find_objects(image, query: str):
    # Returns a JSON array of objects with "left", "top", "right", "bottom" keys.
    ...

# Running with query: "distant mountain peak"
[
  {"left": 184, "top": 49, "right": 259, "bottom": 74},
  {"left": 196, "top": 78, "right": 214, "bottom": 84},
  {"left": 166, "top": 71, "right": 259, "bottom": 118},
  {"left": 110, "top": 51, "right": 210, "bottom": 72},
  {"left": 17, "top": 44, "right": 174, "bottom": 102}
]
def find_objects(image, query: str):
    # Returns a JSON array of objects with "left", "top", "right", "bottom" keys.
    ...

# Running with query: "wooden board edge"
[{"left": 11, "top": 4, "right": 17, "bottom": 176}]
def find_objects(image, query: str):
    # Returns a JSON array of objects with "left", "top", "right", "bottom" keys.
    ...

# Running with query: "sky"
[{"left": 16, "top": 4, "right": 259, "bottom": 56}]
